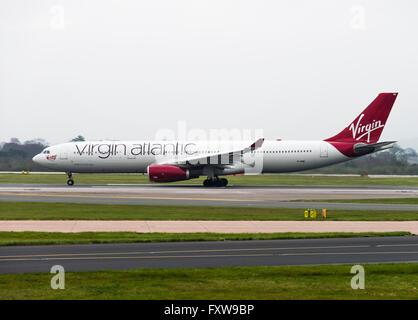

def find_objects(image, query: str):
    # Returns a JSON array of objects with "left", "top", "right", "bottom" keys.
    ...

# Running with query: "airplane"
[{"left": 32, "top": 92, "right": 398, "bottom": 187}]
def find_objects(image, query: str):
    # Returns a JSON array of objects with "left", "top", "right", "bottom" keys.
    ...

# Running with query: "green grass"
[
  {"left": 0, "top": 231, "right": 410, "bottom": 246},
  {"left": 299, "top": 198, "right": 418, "bottom": 205},
  {"left": 0, "top": 263, "right": 416, "bottom": 299},
  {"left": 0, "top": 201, "right": 417, "bottom": 221},
  {"left": 1, "top": 173, "right": 418, "bottom": 186}
]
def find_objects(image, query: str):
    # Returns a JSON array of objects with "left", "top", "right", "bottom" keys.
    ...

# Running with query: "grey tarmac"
[
  {"left": 0, "top": 184, "right": 417, "bottom": 211},
  {"left": 0, "top": 236, "right": 416, "bottom": 274}
]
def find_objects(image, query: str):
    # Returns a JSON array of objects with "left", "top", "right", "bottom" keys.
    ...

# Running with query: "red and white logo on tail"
[
  {"left": 349, "top": 113, "right": 385, "bottom": 142},
  {"left": 325, "top": 93, "right": 398, "bottom": 144}
]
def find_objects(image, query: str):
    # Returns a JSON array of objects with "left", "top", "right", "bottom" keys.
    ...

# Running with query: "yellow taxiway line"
[
  {"left": 0, "top": 251, "right": 417, "bottom": 262},
  {"left": 281, "top": 251, "right": 418, "bottom": 256},
  {"left": 0, "top": 192, "right": 260, "bottom": 203},
  {"left": 0, "top": 245, "right": 371, "bottom": 259},
  {"left": 0, "top": 253, "right": 273, "bottom": 262},
  {"left": 376, "top": 243, "right": 418, "bottom": 247}
]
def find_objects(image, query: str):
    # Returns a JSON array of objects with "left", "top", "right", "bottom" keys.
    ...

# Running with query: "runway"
[
  {"left": 0, "top": 236, "right": 416, "bottom": 274},
  {"left": 0, "top": 184, "right": 417, "bottom": 210}
]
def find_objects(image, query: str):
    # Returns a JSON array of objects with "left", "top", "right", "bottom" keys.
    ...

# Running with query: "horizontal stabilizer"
[{"left": 353, "top": 141, "right": 396, "bottom": 155}]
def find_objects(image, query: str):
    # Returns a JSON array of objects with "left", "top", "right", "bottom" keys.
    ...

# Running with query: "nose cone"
[{"left": 32, "top": 154, "right": 41, "bottom": 164}]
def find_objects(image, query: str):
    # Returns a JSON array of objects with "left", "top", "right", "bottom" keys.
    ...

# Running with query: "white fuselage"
[{"left": 33, "top": 140, "right": 350, "bottom": 175}]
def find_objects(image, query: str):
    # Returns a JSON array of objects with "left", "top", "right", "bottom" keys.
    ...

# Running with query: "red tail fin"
[{"left": 325, "top": 93, "right": 398, "bottom": 143}]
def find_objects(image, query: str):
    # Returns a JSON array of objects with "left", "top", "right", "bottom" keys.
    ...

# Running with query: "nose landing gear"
[
  {"left": 203, "top": 177, "right": 228, "bottom": 187},
  {"left": 66, "top": 172, "right": 74, "bottom": 186}
]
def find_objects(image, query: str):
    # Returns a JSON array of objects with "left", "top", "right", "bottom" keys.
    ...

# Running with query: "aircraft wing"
[{"left": 159, "top": 138, "right": 264, "bottom": 168}]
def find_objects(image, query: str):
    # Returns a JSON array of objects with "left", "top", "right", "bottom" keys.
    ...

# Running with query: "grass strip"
[
  {"left": 0, "top": 231, "right": 411, "bottom": 246},
  {"left": 0, "top": 202, "right": 417, "bottom": 221},
  {"left": 296, "top": 198, "right": 418, "bottom": 205},
  {"left": 0, "top": 263, "right": 416, "bottom": 299},
  {"left": 1, "top": 173, "right": 418, "bottom": 186}
]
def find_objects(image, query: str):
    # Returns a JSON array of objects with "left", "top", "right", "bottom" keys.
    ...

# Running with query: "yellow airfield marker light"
[
  {"left": 309, "top": 209, "right": 317, "bottom": 219},
  {"left": 305, "top": 209, "right": 322, "bottom": 219}
]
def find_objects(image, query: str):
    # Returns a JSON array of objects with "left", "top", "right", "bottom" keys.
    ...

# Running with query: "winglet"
[{"left": 249, "top": 138, "right": 264, "bottom": 151}]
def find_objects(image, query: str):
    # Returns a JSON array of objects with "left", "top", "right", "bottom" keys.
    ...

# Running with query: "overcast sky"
[{"left": 1, "top": 0, "right": 417, "bottom": 149}]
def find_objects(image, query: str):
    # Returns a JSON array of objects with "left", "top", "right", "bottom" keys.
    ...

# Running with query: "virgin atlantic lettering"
[{"left": 75, "top": 142, "right": 197, "bottom": 159}]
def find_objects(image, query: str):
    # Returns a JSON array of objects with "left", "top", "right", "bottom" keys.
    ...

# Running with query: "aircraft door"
[
  {"left": 60, "top": 152, "right": 68, "bottom": 160},
  {"left": 320, "top": 144, "right": 328, "bottom": 158}
]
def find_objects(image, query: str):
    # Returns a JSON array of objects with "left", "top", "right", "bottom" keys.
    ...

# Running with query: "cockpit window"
[{"left": 42, "top": 150, "right": 51, "bottom": 154}]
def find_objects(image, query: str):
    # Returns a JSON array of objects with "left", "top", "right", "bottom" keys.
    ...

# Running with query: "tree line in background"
[
  {"left": 0, "top": 136, "right": 416, "bottom": 174},
  {"left": 307, "top": 144, "right": 418, "bottom": 175},
  {"left": 0, "top": 136, "right": 85, "bottom": 172}
]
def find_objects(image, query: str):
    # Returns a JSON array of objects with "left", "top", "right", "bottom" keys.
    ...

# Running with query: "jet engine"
[{"left": 147, "top": 165, "right": 191, "bottom": 182}]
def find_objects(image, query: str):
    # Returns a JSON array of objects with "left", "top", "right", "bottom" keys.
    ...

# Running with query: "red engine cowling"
[{"left": 147, "top": 165, "right": 190, "bottom": 182}]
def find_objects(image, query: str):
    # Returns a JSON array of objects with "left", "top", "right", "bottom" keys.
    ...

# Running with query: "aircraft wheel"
[
  {"left": 214, "top": 179, "right": 223, "bottom": 187},
  {"left": 203, "top": 178, "right": 228, "bottom": 187},
  {"left": 203, "top": 179, "right": 217, "bottom": 187},
  {"left": 220, "top": 178, "right": 228, "bottom": 187},
  {"left": 67, "top": 179, "right": 74, "bottom": 186}
]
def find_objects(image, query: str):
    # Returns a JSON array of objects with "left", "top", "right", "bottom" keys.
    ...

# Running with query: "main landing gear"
[
  {"left": 66, "top": 172, "right": 74, "bottom": 186},
  {"left": 203, "top": 177, "right": 228, "bottom": 187}
]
